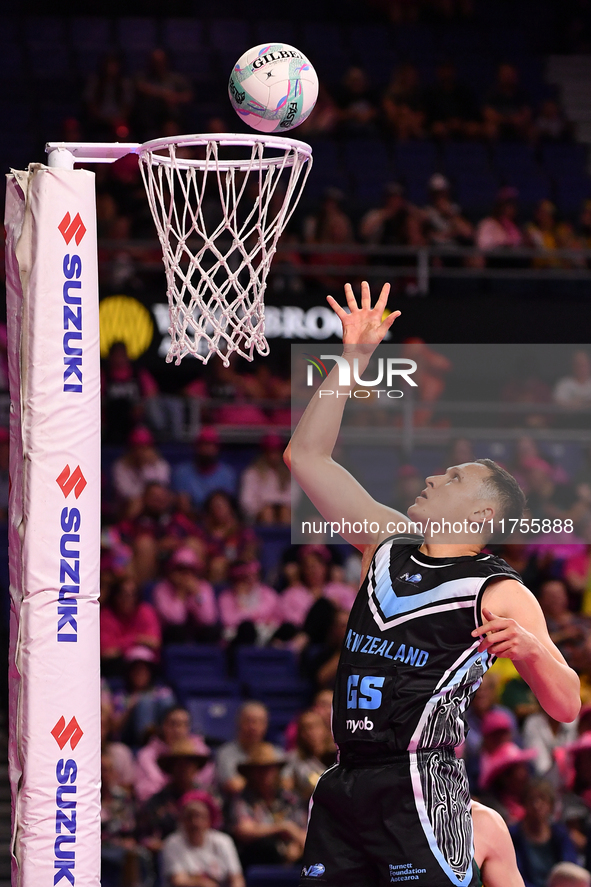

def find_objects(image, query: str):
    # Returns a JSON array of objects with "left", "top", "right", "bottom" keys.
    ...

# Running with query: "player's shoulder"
[
  {"left": 472, "top": 551, "right": 524, "bottom": 583},
  {"left": 360, "top": 535, "right": 422, "bottom": 583}
]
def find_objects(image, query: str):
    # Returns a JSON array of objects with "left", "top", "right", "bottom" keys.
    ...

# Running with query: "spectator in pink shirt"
[
  {"left": 135, "top": 706, "right": 215, "bottom": 803},
  {"left": 111, "top": 426, "right": 171, "bottom": 520},
  {"left": 218, "top": 560, "right": 281, "bottom": 642},
  {"left": 239, "top": 434, "right": 293, "bottom": 525},
  {"left": 280, "top": 545, "right": 356, "bottom": 629},
  {"left": 152, "top": 547, "right": 220, "bottom": 644},
  {"left": 476, "top": 187, "right": 524, "bottom": 251},
  {"left": 100, "top": 576, "right": 162, "bottom": 674}
]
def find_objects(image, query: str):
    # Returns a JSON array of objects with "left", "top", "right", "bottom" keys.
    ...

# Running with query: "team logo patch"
[
  {"left": 398, "top": 572, "right": 422, "bottom": 583},
  {"left": 302, "top": 863, "right": 326, "bottom": 877}
]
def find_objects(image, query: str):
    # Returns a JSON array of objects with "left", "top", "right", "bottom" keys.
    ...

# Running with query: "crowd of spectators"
[
  {"left": 95, "top": 391, "right": 591, "bottom": 885},
  {"left": 70, "top": 44, "right": 591, "bottom": 297}
]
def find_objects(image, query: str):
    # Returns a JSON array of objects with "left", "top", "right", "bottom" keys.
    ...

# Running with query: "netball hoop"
[{"left": 46, "top": 133, "right": 313, "bottom": 365}]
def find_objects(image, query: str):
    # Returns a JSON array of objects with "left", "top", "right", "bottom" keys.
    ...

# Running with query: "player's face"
[{"left": 407, "top": 463, "right": 495, "bottom": 531}]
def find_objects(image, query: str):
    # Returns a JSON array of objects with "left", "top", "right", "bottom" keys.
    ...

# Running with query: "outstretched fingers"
[
  {"left": 379, "top": 310, "right": 402, "bottom": 333},
  {"left": 326, "top": 294, "right": 349, "bottom": 320},
  {"left": 374, "top": 282, "right": 391, "bottom": 313},
  {"left": 360, "top": 280, "right": 372, "bottom": 310},
  {"left": 344, "top": 282, "right": 358, "bottom": 313}
]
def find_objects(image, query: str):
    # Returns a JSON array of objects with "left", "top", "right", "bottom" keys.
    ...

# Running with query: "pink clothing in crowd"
[
  {"left": 475, "top": 217, "right": 523, "bottom": 250},
  {"left": 107, "top": 741, "right": 137, "bottom": 787},
  {"left": 152, "top": 578, "right": 218, "bottom": 628},
  {"left": 218, "top": 583, "right": 282, "bottom": 631},
  {"left": 100, "top": 601, "right": 161, "bottom": 657},
  {"left": 280, "top": 582, "right": 357, "bottom": 627},
  {"left": 134, "top": 736, "right": 216, "bottom": 802},
  {"left": 112, "top": 457, "right": 171, "bottom": 501},
  {"left": 239, "top": 466, "right": 292, "bottom": 521}
]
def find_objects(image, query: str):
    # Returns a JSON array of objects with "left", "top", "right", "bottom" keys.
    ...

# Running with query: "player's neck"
[{"left": 418, "top": 541, "right": 484, "bottom": 559}]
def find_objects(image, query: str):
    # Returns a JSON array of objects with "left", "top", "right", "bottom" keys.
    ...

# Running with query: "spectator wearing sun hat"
[
  {"left": 229, "top": 743, "right": 307, "bottom": 869},
  {"left": 152, "top": 547, "right": 219, "bottom": 644},
  {"left": 137, "top": 737, "right": 213, "bottom": 852},
  {"left": 160, "top": 790, "right": 245, "bottom": 887},
  {"left": 478, "top": 741, "right": 538, "bottom": 825},
  {"left": 239, "top": 433, "right": 293, "bottom": 525},
  {"left": 172, "top": 426, "right": 237, "bottom": 513}
]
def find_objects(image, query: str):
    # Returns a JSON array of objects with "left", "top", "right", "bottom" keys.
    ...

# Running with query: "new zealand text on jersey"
[{"left": 345, "top": 629, "right": 429, "bottom": 667}]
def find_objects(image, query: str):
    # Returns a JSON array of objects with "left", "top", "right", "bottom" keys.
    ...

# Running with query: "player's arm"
[
  {"left": 472, "top": 801, "right": 525, "bottom": 887},
  {"left": 285, "top": 281, "right": 410, "bottom": 550},
  {"left": 475, "top": 580, "right": 580, "bottom": 723}
]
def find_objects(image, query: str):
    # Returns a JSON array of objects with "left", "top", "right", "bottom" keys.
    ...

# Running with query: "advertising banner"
[{"left": 5, "top": 166, "right": 101, "bottom": 887}]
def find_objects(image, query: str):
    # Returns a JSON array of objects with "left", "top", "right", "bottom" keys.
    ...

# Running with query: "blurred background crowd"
[{"left": 2, "top": 0, "right": 591, "bottom": 886}]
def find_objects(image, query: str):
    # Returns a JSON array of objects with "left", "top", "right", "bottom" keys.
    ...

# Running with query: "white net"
[{"left": 138, "top": 133, "right": 313, "bottom": 365}]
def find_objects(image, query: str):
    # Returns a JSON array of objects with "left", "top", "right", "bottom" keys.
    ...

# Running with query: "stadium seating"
[
  {"left": 186, "top": 697, "right": 242, "bottom": 744},
  {"left": 246, "top": 866, "right": 300, "bottom": 887}
]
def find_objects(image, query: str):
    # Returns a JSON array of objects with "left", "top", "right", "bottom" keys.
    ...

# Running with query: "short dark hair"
[{"left": 474, "top": 458, "right": 526, "bottom": 541}]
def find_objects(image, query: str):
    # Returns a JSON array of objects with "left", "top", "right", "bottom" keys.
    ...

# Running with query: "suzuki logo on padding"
[
  {"left": 56, "top": 465, "right": 87, "bottom": 499},
  {"left": 58, "top": 212, "right": 86, "bottom": 246},
  {"left": 51, "top": 716, "right": 83, "bottom": 750}
]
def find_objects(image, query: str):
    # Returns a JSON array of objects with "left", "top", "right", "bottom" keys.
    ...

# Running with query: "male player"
[{"left": 286, "top": 281, "right": 580, "bottom": 887}]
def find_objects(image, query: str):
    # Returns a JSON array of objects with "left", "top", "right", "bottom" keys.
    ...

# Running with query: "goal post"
[
  {"left": 5, "top": 164, "right": 102, "bottom": 887},
  {"left": 4, "top": 132, "right": 312, "bottom": 887}
]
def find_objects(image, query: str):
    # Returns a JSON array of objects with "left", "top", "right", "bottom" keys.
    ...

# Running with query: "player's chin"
[{"left": 407, "top": 501, "right": 427, "bottom": 519}]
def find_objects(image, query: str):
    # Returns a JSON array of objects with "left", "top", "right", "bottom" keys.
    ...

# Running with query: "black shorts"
[{"left": 299, "top": 753, "right": 482, "bottom": 887}]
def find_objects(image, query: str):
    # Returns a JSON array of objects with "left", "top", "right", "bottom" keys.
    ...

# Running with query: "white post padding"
[{"left": 5, "top": 165, "right": 101, "bottom": 887}]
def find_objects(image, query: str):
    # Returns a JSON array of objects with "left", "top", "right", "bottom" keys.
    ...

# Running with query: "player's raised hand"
[{"left": 327, "top": 281, "right": 401, "bottom": 347}]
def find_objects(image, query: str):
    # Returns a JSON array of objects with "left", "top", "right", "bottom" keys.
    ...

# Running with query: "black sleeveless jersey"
[{"left": 332, "top": 536, "right": 523, "bottom": 762}]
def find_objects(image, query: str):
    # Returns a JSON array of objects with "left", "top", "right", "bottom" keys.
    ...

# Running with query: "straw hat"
[
  {"left": 157, "top": 737, "right": 211, "bottom": 774},
  {"left": 237, "top": 742, "right": 287, "bottom": 775}
]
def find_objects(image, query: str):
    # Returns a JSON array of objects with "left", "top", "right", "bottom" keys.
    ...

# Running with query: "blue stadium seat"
[
  {"left": 403, "top": 174, "right": 429, "bottom": 207},
  {"left": 163, "top": 18, "right": 204, "bottom": 52},
  {"left": 394, "top": 142, "right": 438, "bottom": 177},
  {"left": 174, "top": 677, "right": 241, "bottom": 704},
  {"left": 116, "top": 17, "right": 157, "bottom": 52},
  {"left": 492, "top": 143, "right": 538, "bottom": 175},
  {"left": 255, "top": 525, "right": 291, "bottom": 585},
  {"left": 442, "top": 143, "right": 490, "bottom": 175},
  {"left": 253, "top": 21, "right": 297, "bottom": 46},
  {"left": 209, "top": 19, "right": 251, "bottom": 54},
  {"left": 454, "top": 171, "right": 499, "bottom": 214},
  {"left": 25, "top": 16, "right": 72, "bottom": 80},
  {"left": 70, "top": 16, "right": 113, "bottom": 52},
  {"left": 554, "top": 173, "right": 591, "bottom": 214},
  {"left": 542, "top": 143, "right": 588, "bottom": 177},
  {"left": 163, "top": 644, "right": 228, "bottom": 699},
  {"left": 246, "top": 866, "right": 300, "bottom": 886},
  {"left": 187, "top": 697, "right": 242, "bottom": 743},
  {"left": 503, "top": 173, "right": 550, "bottom": 209},
  {"left": 343, "top": 139, "right": 390, "bottom": 175},
  {"left": 236, "top": 648, "right": 299, "bottom": 685}
]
